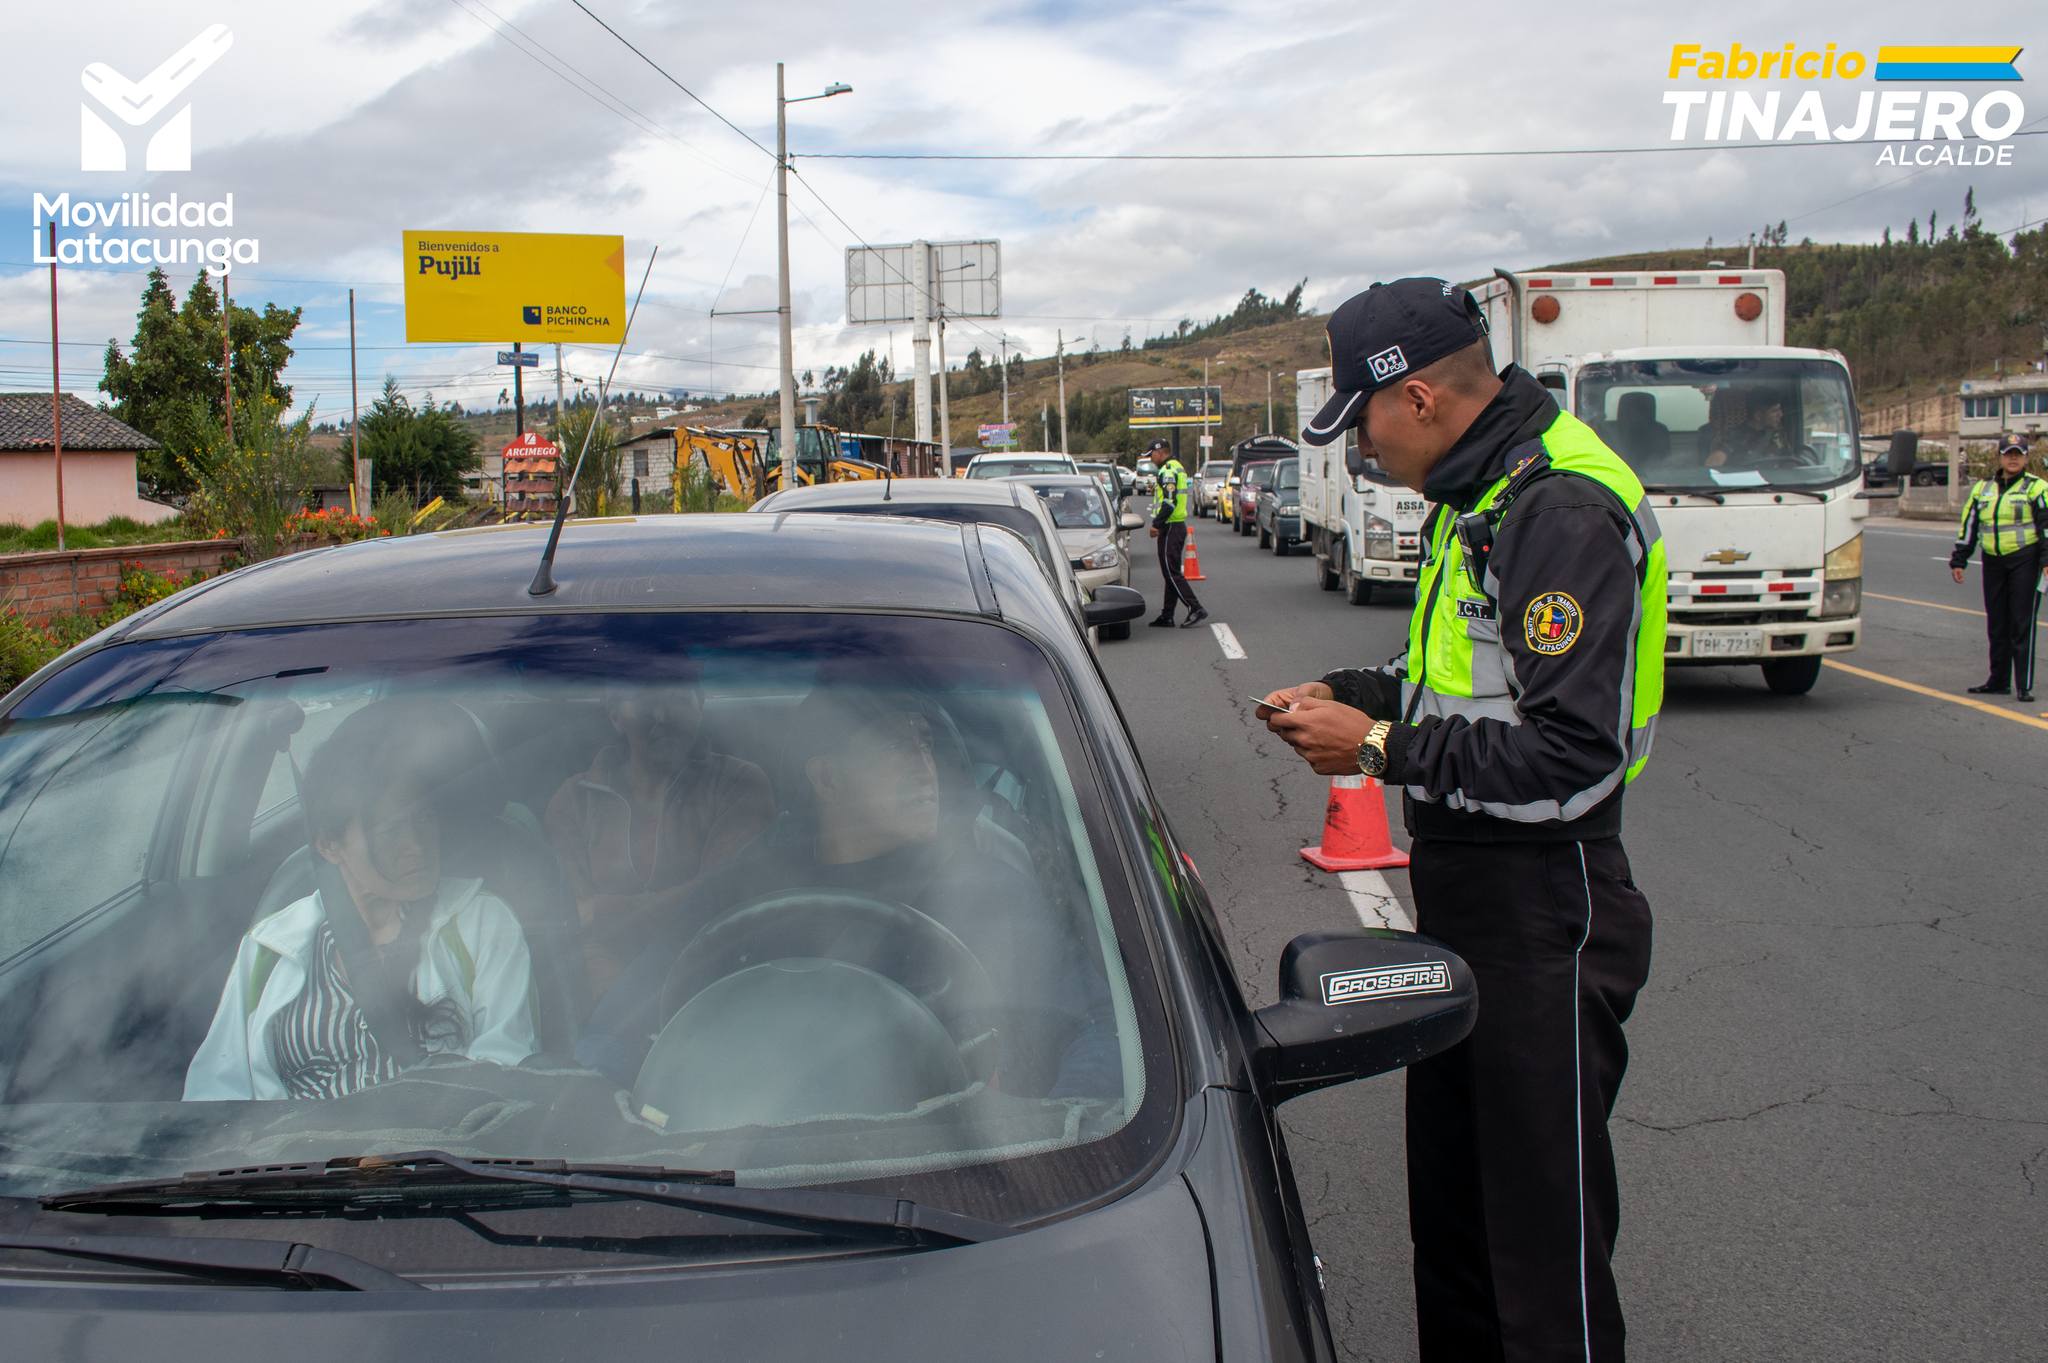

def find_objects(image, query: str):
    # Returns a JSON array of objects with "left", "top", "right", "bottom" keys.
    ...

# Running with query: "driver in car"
[
  {"left": 576, "top": 684, "right": 1119, "bottom": 1101},
  {"left": 545, "top": 671, "right": 775, "bottom": 997},
  {"left": 185, "top": 701, "right": 537, "bottom": 1101}
]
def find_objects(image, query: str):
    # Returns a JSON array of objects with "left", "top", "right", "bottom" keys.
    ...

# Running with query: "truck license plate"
[{"left": 1692, "top": 628, "right": 1763, "bottom": 658}]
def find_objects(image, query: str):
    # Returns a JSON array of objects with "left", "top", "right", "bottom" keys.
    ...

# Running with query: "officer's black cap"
[
  {"left": 1147, "top": 438, "right": 1170, "bottom": 452},
  {"left": 1999, "top": 433, "right": 2030, "bottom": 455},
  {"left": 1301, "top": 278, "right": 1492, "bottom": 447}
]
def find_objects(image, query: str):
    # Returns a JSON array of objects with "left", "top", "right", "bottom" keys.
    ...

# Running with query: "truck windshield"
[{"left": 1576, "top": 358, "right": 1858, "bottom": 492}]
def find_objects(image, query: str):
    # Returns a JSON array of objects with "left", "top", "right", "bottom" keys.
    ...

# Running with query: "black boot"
[
  {"left": 1148, "top": 613, "right": 1177, "bottom": 628},
  {"left": 2019, "top": 690, "right": 2036, "bottom": 703},
  {"left": 1179, "top": 607, "right": 1210, "bottom": 628},
  {"left": 1967, "top": 681, "right": 2010, "bottom": 695}
]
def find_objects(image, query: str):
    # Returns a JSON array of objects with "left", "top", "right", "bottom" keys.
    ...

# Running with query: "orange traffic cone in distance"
[
  {"left": 1182, "top": 529, "right": 1206, "bottom": 581},
  {"left": 1300, "top": 773, "right": 1410, "bottom": 871}
]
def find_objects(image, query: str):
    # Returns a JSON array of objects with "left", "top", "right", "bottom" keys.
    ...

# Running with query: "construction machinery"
[{"left": 673, "top": 425, "right": 888, "bottom": 507}]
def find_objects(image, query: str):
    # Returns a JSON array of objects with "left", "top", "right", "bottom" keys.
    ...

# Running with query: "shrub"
[{"left": 181, "top": 386, "right": 325, "bottom": 560}]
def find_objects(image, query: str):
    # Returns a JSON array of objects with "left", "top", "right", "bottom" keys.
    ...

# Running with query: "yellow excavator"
[{"left": 674, "top": 425, "right": 888, "bottom": 506}]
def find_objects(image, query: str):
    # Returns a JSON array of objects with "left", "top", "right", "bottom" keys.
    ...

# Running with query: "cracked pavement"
[{"left": 1102, "top": 513, "right": 2046, "bottom": 1361}]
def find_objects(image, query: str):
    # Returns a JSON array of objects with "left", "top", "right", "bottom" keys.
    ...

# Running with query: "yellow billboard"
[{"left": 402, "top": 230, "right": 626, "bottom": 343}]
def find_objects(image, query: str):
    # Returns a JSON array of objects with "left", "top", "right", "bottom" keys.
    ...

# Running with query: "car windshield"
[
  {"left": 1030, "top": 483, "right": 1112, "bottom": 530},
  {"left": 968, "top": 459, "right": 1071, "bottom": 478},
  {"left": 1275, "top": 462, "right": 1299, "bottom": 491},
  {"left": 1576, "top": 357, "right": 1860, "bottom": 491},
  {"left": 1243, "top": 463, "right": 1277, "bottom": 488},
  {"left": 1200, "top": 462, "right": 1230, "bottom": 478},
  {"left": 0, "top": 613, "right": 1167, "bottom": 1236}
]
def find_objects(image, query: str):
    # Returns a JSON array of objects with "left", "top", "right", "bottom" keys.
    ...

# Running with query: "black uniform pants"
[
  {"left": 1155, "top": 522, "right": 1202, "bottom": 615},
  {"left": 1979, "top": 546, "right": 2043, "bottom": 691},
  {"left": 1405, "top": 836, "right": 1653, "bottom": 1363}
]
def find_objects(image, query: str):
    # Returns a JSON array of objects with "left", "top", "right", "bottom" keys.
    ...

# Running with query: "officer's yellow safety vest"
[{"left": 1957, "top": 473, "right": 2048, "bottom": 557}]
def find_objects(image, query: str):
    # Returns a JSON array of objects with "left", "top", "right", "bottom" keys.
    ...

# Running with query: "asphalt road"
[{"left": 1098, "top": 507, "right": 2045, "bottom": 1362}]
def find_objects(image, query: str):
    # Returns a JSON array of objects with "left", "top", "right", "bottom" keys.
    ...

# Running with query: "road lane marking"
[
  {"left": 1339, "top": 869, "right": 1415, "bottom": 932},
  {"left": 1211, "top": 622, "right": 1246, "bottom": 659},
  {"left": 1821, "top": 659, "right": 2048, "bottom": 733},
  {"left": 1866, "top": 590, "right": 2047, "bottom": 628}
]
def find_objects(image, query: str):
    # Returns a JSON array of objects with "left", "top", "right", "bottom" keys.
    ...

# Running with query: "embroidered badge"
[{"left": 1523, "top": 591, "right": 1583, "bottom": 655}]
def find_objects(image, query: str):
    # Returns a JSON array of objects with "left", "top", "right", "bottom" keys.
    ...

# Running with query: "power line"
[
  {"left": 795, "top": 129, "right": 2048, "bottom": 162},
  {"left": 566, "top": 0, "right": 774, "bottom": 161}
]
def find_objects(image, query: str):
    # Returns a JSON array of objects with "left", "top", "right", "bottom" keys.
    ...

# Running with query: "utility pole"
[
  {"left": 911, "top": 239, "right": 932, "bottom": 444},
  {"left": 999, "top": 334, "right": 1010, "bottom": 424},
  {"left": 1748, "top": 232, "right": 1757, "bottom": 268},
  {"left": 1266, "top": 369, "right": 1275, "bottom": 435},
  {"left": 513, "top": 342, "right": 525, "bottom": 439},
  {"left": 1041, "top": 400, "right": 1049, "bottom": 451},
  {"left": 348, "top": 288, "right": 361, "bottom": 513},
  {"left": 775, "top": 60, "right": 798, "bottom": 492},
  {"left": 555, "top": 343, "right": 565, "bottom": 435},
  {"left": 1057, "top": 329, "right": 1071, "bottom": 456},
  {"left": 937, "top": 316, "right": 951, "bottom": 461},
  {"left": 46, "top": 222, "right": 66, "bottom": 551},
  {"left": 221, "top": 270, "right": 233, "bottom": 444}
]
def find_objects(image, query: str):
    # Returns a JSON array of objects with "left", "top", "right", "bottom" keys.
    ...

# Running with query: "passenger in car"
[
  {"left": 184, "top": 703, "right": 538, "bottom": 1101},
  {"left": 577, "top": 685, "right": 1119, "bottom": 1101},
  {"left": 543, "top": 670, "right": 775, "bottom": 997}
]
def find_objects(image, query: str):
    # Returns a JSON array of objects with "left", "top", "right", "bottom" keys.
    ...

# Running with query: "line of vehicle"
[
  {"left": 1866, "top": 590, "right": 2048, "bottom": 628},
  {"left": 1212, "top": 623, "right": 1247, "bottom": 660},
  {"left": 1820, "top": 659, "right": 2048, "bottom": 733},
  {"left": 1338, "top": 869, "right": 1415, "bottom": 933}
]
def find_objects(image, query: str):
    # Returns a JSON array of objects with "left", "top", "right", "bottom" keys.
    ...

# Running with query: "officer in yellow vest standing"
[
  {"left": 1146, "top": 437, "right": 1209, "bottom": 629},
  {"left": 1258, "top": 279, "right": 1664, "bottom": 1363},
  {"left": 1950, "top": 434, "right": 2047, "bottom": 703}
]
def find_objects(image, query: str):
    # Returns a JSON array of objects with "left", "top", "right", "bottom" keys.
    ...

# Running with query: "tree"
[
  {"left": 553, "top": 405, "right": 621, "bottom": 515},
  {"left": 356, "top": 378, "right": 480, "bottom": 501},
  {"left": 181, "top": 383, "right": 327, "bottom": 560},
  {"left": 101, "top": 268, "right": 303, "bottom": 498}
]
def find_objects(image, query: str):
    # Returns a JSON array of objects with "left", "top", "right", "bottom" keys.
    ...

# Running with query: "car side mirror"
[
  {"left": 1083, "top": 584, "right": 1148, "bottom": 628},
  {"left": 1227, "top": 476, "right": 1240, "bottom": 487},
  {"left": 1119, "top": 510, "right": 1145, "bottom": 531},
  {"left": 1252, "top": 929, "right": 1477, "bottom": 1103},
  {"left": 1886, "top": 429, "right": 1919, "bottom": 477},
  {"left": 1344, "top": 444, "right": 1368, "bottom": 479}
]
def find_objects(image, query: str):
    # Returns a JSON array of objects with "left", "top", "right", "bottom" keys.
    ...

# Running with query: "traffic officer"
[
  {"left": 1146, "top": 438, "right": 1209, "bottom": 628},
  {"left": 1950, "top": 433, "right": 2048, "bottom": 703},
  {"left": 1259, "top": 278, "right": 1662, "bottom": 1363}
]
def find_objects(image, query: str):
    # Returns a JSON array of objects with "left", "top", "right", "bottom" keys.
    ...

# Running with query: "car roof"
[
  {"left": 966, "top": 451, "right": 1072, "bottom": 463},
  {"left": 107, "top": 514, "right": 1052, "bottom": 640},
  {"left": 1001, "top": 474, "right": 1102, "bottom": 490},
  {"left": 757, "top": 477, "right": 1035, "bottom": 508}
]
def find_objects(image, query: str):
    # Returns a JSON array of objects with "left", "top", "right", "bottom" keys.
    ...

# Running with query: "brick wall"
[{"left": 0, "top": 539, "right": 245, "bottom": 625}]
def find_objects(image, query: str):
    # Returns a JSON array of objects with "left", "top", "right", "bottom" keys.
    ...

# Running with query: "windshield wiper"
[
  {"left": 0, "top": 1230, "right": 419, "bottom": 1290},
  {"left": 42, "top": 1149, "right": 1010, "bottom": 1247}
]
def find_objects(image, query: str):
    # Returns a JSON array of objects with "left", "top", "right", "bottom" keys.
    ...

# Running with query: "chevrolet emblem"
[{"left": 1702, "top": 549, "right": 1751, "bottom": 565}]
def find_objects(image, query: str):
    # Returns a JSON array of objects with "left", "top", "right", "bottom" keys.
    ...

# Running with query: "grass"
[{"left": 0, "top": 515, "right": 200, "bottom": 555}]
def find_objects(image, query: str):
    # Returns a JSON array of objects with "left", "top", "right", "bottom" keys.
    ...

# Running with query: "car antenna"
[{"left": 529, "top": 245, "right": 660, "bottom": 597}]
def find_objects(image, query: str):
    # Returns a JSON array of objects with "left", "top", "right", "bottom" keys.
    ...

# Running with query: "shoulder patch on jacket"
[{"left": 1524, "top": 591, "right": 1583, "bottom": 655}]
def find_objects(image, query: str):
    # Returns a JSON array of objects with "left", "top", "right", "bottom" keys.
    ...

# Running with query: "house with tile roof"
[{"left": 0, "top": 393, "right": 177, "bottom": 526}]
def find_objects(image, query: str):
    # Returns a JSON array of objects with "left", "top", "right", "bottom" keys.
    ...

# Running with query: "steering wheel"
[{"left": 657, "top": 889, "right": 1001, "bottom": 1082}]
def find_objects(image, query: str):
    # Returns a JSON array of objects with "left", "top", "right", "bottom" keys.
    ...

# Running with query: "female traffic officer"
[{"left": 184, "top": 700, "right": 537, "bottom": 1101}]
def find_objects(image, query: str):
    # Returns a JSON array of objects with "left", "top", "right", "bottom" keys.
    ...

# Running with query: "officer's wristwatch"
[{"left": 1356, "top": 720, "right": 1393, "bottom": 778}]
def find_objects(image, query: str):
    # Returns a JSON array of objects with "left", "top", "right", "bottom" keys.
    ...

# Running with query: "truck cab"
[
  {"left": 1474, "top": 269, "right": 1865, "bottom": 694},
  {"left": 1295, "top": 366, "right": 1428, "bottom": 605}
]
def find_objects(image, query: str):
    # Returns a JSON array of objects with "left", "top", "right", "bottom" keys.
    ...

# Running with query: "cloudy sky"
[{"left": 1, "top": 0, "right": 2040, "bottom": 416}]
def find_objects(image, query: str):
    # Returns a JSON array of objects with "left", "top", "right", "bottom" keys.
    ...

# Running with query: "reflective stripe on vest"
[
  {"left": 1401, "top": 410, "right": 1668, "bottom": 822},
  {"left": 1959, "top": 475, "right": 2047, "bottom": 557},
  {"left": 1155, "top": 460, "right": 1190, "bottom": 523}
]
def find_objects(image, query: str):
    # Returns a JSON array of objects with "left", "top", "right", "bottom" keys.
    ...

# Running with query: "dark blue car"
[{"left": 0, "top": 515, "right": 1473, "bottom": 1361}]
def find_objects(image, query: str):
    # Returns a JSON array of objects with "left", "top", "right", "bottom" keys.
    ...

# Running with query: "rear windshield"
[
  {"left": 1029, "top": 484, "right": 1113, "bottom": 530},
  {"left": 968, "top": 460, "right": 1072, "bottom": 478},
  {"left": 0, "top": 613, "right": 1170, "bottom": 1246},
  {"left": 1200, "top": 462, "right": 1230, "bottom": 477},
  {"left": 817, "top": 502, "right": 1062, "bottom": 583}
]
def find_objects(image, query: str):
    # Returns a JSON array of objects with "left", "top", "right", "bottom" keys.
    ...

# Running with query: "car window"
[
  {"left": 1276, "top": 462, "right": 1299, "bottom": 490},
  {"left": 0, "top": 613, "right": 1170, "bottom": 1235},
  {"left": 968, "top": 459, "right": 1072, "bottom": 478},
  {"left": 1034, "top": 484, "right": 1111, "bottom": 530}
]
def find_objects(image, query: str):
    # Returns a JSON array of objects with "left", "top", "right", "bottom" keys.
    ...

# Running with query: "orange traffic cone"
[
  {"left": 1182, "top": 529, "right": 1206, "bottom": 581},
  {"left": 1300, "top": 773, "right": 1410, "bottom": 871}
]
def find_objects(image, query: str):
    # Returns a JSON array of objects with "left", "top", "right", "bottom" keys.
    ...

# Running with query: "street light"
[{"left": 777, "top": 65, "right": 852, "bottom": 490}]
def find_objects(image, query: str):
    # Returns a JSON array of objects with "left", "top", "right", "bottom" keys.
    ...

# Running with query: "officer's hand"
[
  {"left": 1149, "top": 526, "right": 1160, "bottom": 538},
  {"left": 1266, "top": 697, "right": 1375, "bottom": 775},
  {"left": 1255, "top": 681, "right": 1332, "bottom": 719},
  {"left": 1952, "top": 566, "right": 1966, "bottom": 584}
]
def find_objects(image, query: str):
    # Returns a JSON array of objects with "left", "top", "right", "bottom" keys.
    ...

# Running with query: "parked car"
[
  {"left": 1073, "top": 460, "right": 1125, "bottom": 507},
  {"left": 963, "top": 452, "right": 1079, "bottom": 479},
  {"left": 1255, "top": 457, "right": 1303, "bottom": 554},
  {"left": 1862, "top": 456, "right": 1948, "bottom": 488},
  {"left": 1003, "top": 474, "right": 1146, "bottom": 640},
  {"left": 1192, "top": 460, "right": 1231, "bottom": 517},
  {"left": 1233, "top": 460, "right": 1278, "bottom": 536},
  {"left": 753, "top": 477, "right": 1128, "bottom": 650},
  {"left": 0, "top": 514, "right": 1475, "bottom": 1362}
]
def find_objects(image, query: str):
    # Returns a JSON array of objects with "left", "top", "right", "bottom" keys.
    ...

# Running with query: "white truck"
[
  {"left": 1296, "top": 366, "right": 1430, "bottom": 604},
  {"left": 1472, "top": 267, "right": 1865, "bottom": 695}
]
